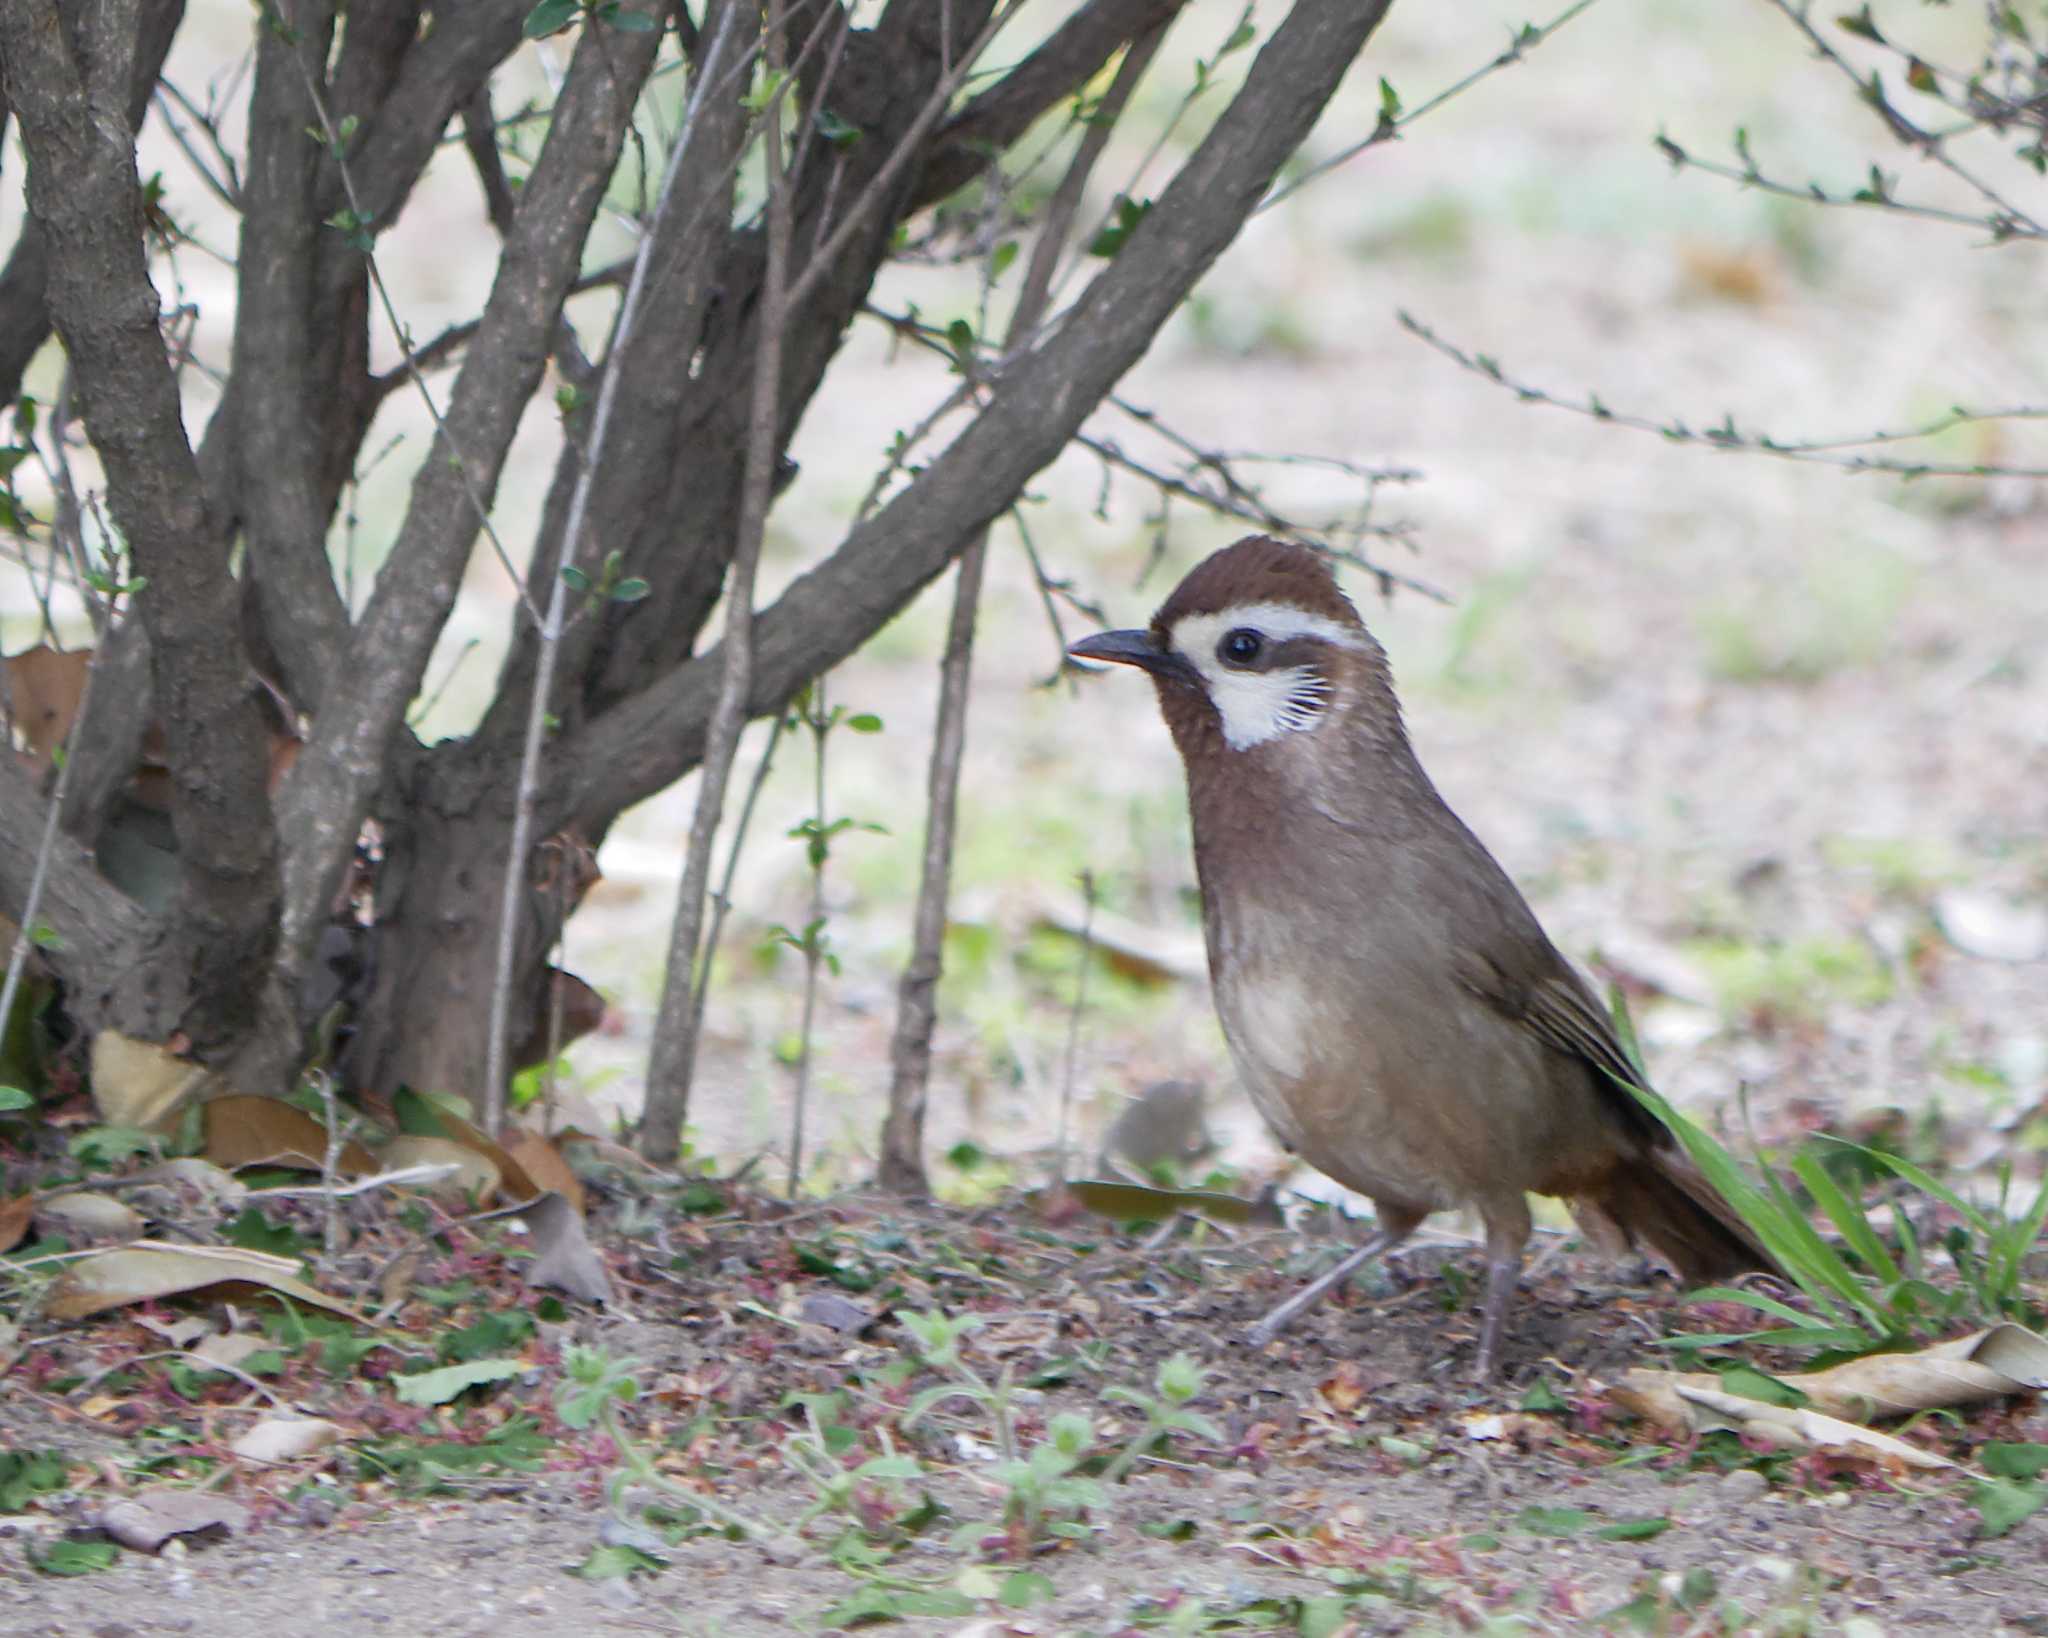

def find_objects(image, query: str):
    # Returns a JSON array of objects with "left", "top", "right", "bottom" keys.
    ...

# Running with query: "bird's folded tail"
[{"left": 1575, "top": 1146, "right": 1775, "bottom": 1284}]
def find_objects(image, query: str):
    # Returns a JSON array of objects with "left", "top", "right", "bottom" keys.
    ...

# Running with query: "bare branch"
[
  {"left": 484, "top": 0, "right": 743, "bottom": 1131},
  {"left": 882, "top": 14, "right": 1167, "bottom": 1194},
  {"left": 640, "top": 0, "right": 799, "bottom": 1163},
  {"left": 272, "top": 5, "right": 666, "bottom": 995},
  {"left": 1260, "top": 0, "right": 1601, "bottom": 213},
  {"left": 1399, "top": 308, "right": 2048, "bottom": 479},
  {"left": 562, "top": 0, "right": 1404, "bottom": 831}
]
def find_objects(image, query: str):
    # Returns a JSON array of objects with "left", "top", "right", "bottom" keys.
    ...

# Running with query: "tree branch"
[
  {"left": 562, "top": 0, "right": 1399, "bottom": 829},
  {"left": 271, "top": 6, "right": 666, "bottom": 988},
  {"left": 0, "top": 0, "right": 282, "bottom": 1053},
  {"left": 0, "top": 0, "right": 182, "bottom": 407}
]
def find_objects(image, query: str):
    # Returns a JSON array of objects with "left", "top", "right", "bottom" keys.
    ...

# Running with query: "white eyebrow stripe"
[
  {"left": 1168, "top": 604, "right": 1365, "bottom": 656},
  {"left": 1167, "top": 606, "right": 1353, "bottom": 751}
]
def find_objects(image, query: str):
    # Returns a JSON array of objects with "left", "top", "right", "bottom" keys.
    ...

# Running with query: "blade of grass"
[{"left": 1792, "top": 1150, "right": 1902, "bottom": 1286}]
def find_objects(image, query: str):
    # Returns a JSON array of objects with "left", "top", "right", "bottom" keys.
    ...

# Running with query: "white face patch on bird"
[{"left": 1166, "top": 603, "right": 1363, "bottom": 751}]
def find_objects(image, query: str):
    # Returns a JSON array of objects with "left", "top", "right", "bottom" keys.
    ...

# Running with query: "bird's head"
[{"left": 1070, "top": 536, "right": 1394, "bottom": 758}]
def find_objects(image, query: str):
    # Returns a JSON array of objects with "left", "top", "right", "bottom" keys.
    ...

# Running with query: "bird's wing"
[{"left": 1453, "top": 942, "right": 1663, "bottom": 1145}]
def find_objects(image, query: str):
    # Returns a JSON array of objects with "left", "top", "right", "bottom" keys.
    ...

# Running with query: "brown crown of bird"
[{"left": 1069, "top": 535, "right": 1769, "bottom": 1380}]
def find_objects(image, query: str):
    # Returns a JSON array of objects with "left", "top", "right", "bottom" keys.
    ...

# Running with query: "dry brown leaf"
[
  {"left": 33, "top": 1191, "right": 145, "bottom": 1245},
  {"left": 230, "top": 1415, "right": 344, "bottom": 1463},
  {"left": 203, "top": 1094, "right": 376, "bottom": 1176},
  {"left": 509, "top": 968, "right": 607, "bottom": 1072},
  {"left": 0, "top": 1192, "right": 32, "bottom": 1254},
  {"left": 1675, "top": 1385, "right": 1958, "bottom": 1471},
  {"left": 91, "top": 1030, "right": 210, "bottom": 1131},
  {"left": 100, "top": 1487, "right": 250, "bottom": 1552},
  {"left": 188, "top": 1332, "right": 276, "bottom": 1372},
  {"left": 44, "top": 1240, "right": 368, "bottom": 1323},
  {"left": 1615, "top": 1323, "right": 2048, "bottom": 1438},
  {"left": 503, "top": 1130, "right": 584, "bottom": 1215},
  {"left": 378, "top": 1134, "right": 500, "bottom": 1203},
  {"left": 5, "top": 644, "right": 91, "bottom": 763}
]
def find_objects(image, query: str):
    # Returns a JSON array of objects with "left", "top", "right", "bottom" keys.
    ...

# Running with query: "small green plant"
[
  {"left": 766, "top": 679, "right": 884, "bottom": 1195},
  {"left": 1609, "top": 992, "right": 2048, "bottom": 1359}
]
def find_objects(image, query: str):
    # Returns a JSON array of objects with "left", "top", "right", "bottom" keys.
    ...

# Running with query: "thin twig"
[
  {"left": 640, "top": 0, "right": 795, "bottom": 1163},
  {"left": 276, "top": 2, "right": 544, "bottom": 630},
  {"left": 781, "top": 0, "right": 1029, "bottom": 313},
  {"left": 689, "top": 714, "right": 786, "bottom": 1040},
  {"left": 1259, "top": 0, "right": 1603, "bottom": 213},
  {"left": 787, "top": 682, "right": 828, "bottom": 1197},
  {"left": 483, "top": 2, "right": 744, "bottom": 1130},
  {"left": 1399, "top": 308, "right": 2048, "bottom": 479}
]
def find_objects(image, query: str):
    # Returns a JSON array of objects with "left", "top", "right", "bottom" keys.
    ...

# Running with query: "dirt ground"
[
  {"left": 6, "top": 1190, "right": 2046, "bottom": 1637},
  {"left": 5, "top": 0, "right": 2048, "bottom": 1631}
]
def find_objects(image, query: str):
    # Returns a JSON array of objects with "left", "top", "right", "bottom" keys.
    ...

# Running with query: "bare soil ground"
[{"left": 6, "top": 1189, "right": 2046, "bottom": 1637}]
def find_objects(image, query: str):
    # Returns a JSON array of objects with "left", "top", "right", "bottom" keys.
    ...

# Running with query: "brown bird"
[{"left": 1069, "top": 536, "right": 1768, "bottom": 1377}]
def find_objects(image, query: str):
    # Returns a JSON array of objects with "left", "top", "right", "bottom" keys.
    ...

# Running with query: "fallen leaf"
[
  {"left": 798, "top": 1291, "right": 876, "bottom": 1335},
  {"left": 392, "top": 1087, "right": 540, "bottom": 1201},
  {"left": 230, "top": 1415, "right": 344, "bottom": 1463},
  {"left": 392, "top": 1357, "right": 523, "bottom": 1406},
  {"left": 203, "top": 1094, "right": 376, "bottom": 1176},
  {"left": 130, "top": 1157, "right": 249, "bottom": 1216},
  {"left": 91, "top": 1031, "right": 209, "bottom": 1132},
  {"left": 0, "top": 1192, "right": 32, "bottom": 1253},
  {"left": 33, "top": 1191, "right": 145, "bottom": 1245},
  {"left": 520, "top": 1189, "right": 613, "bottom": 1304},
  {"left": 1616, "top": 1323, "right": 2048, "bottom": 1434},
  {"left": 188, "top": 1332, "right": 276, "bottom": 1372},
  {"left": 5, "top": 644, "right": 91, "bottom": 763},
  {"left": 1060, "top": 1178, "right": 1284, "bottom": 1228},
  {"left": 99, "top": 1487, "right": 250, "bottom": 1552},
  {"left": 377, "top": 1134, "right": 500, "bottom": 1203},
  {"left": 503, "top": 1130, "right": 584, "bottom": 1215},
  {"left": 44, "top": 1240, "right": 368, "bottom": 1323}
]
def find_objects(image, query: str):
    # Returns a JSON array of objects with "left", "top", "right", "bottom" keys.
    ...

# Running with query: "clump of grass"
[{"left": 1610, "top": 992, "right": 2047, "bottom": 1359}]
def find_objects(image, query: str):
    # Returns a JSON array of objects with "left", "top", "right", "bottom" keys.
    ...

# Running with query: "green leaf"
[
  {"left": 577, "top": 1543, "right": 667, "bottom": 1579},
  {"left": 821, "top": 1586, "right": 975, "bottom": 1624},
  {"left": 814, "top": 108, "right": 861, "bottom": 147},
  {"left": 0, "top": 1085, "right": 33, "bottom": 1112},
  {"left": 610, "top": 577, "right": 651, "bottom": 602},
  {"left": 1716, "top": 1363, "right": 1809, "bottom": 1408},
  {"left": 846, "top": 712, "right": 883, "bottom": 733},
  {"left": 392, "top": 1357, "right": 523, "bottom": 1406},
  {"left": 990, "top": 240, "right": 1018, "bottom": 279},
  {"left": 523, "top": 0, "right": 579, "bottom": 36},
  {"left": 1519, "top": 1377, "right": 1568, "bottom": 1412},
  {"left": 225, "top": 1206, "right": 305, "bottom": 1260},
  {"left": 560, "top": 564, "right": 592, "bottom": 593},
  {"left": 1378, "top": 76, "right": 1401, "bottom": 122},
  {"left": 32, "top": 1538, "right": 116, "bottom": 1576},
  {"left": 0, "top": 1451, "right": 69, "bottom": 1511},
  {"left": 1087, "top": 194, "right": 1151, "bottom": 257},
  {"left": 606, "top": 5, "right": 657, "bottom": 29},
  {"left": 1516, "top": 1505, "right": 1591, "bottom": 1536},
  {"left": 1792, "top": 1150, "right": 1900, "bottom": 1286},
  {"left": 1974, "top": 1478, "right": 2047, "bottom": 1538},
  {"left": 1594, "top": 1516, "right": 1671, "bottom": 1541},
  {"left": 1983, "top": 1443, "right": 2048, "bottom": 1481},
  {"left": 1000, "top": 1570, "right": 1055, "bottom": 1608}
]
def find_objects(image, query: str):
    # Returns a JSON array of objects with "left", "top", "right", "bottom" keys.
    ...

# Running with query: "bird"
[{"left": 1068, "top": 535, "right": 1769, "bottom": 1378}]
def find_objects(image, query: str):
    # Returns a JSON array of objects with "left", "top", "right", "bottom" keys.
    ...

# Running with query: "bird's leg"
[
  {"left": 1474, "top": 1197, "right": 1532, "bottom": 1381},
  {"left": 1244, "top": 1204, "right": 1423, "bottom": 1349}
]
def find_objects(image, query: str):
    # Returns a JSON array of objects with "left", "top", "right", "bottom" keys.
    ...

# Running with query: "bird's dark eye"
[{"left": 1218, "top": 628, "right": 1264, "bottom": 667}]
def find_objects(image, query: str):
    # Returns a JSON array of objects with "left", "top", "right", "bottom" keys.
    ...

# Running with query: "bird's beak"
[{"left": 1069, "top": 628, "right": 1194, "bottom": 683}]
